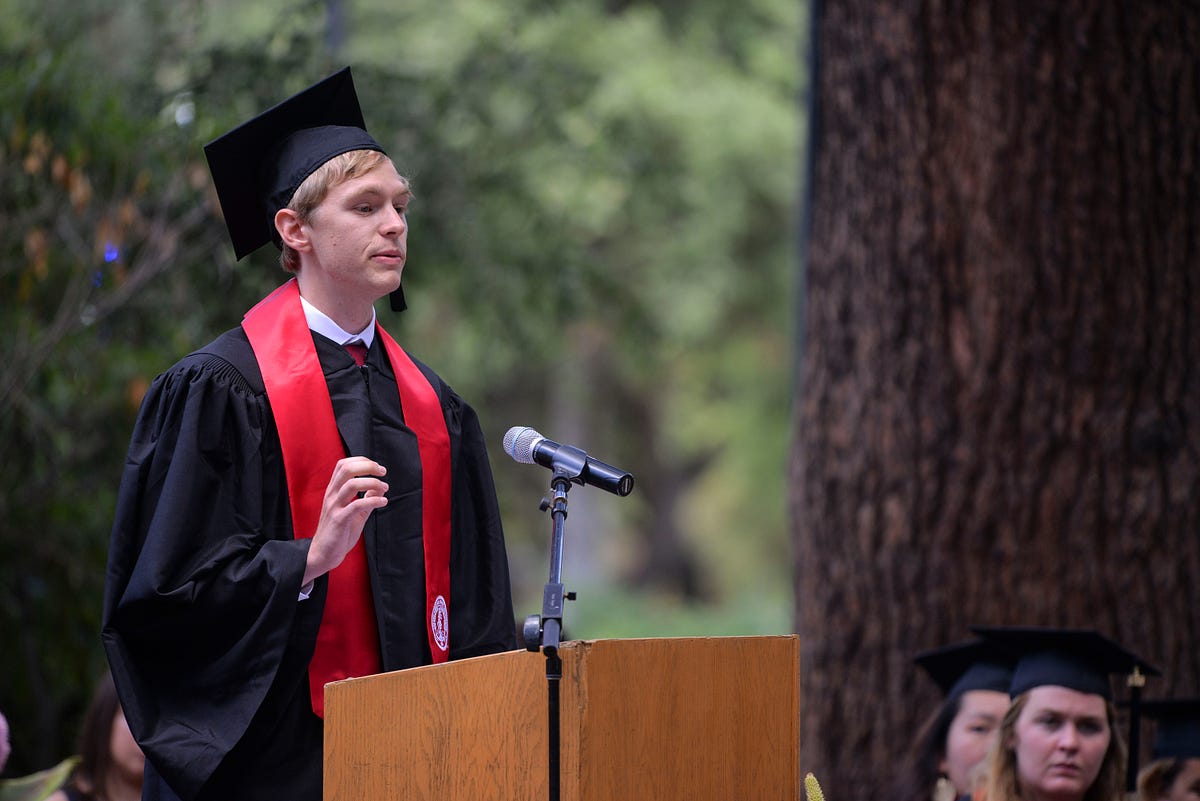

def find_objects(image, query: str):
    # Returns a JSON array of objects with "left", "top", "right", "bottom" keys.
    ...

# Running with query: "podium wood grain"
[{"left": 324, "top": 635, "right": 800, "bottom": 801}]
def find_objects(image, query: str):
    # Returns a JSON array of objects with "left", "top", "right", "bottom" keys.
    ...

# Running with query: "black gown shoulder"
[{"left": 102, "top": 325, "right": 517, "bottom": 801}]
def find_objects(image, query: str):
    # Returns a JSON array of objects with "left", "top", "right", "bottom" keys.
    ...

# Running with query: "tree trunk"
[{"left": 792, "top": 2, "right": 1200, "bottom": 798}]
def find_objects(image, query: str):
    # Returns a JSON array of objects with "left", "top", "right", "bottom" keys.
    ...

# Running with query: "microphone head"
[{"left": 502, "top": 426, "right": 544, "bottom": 464}]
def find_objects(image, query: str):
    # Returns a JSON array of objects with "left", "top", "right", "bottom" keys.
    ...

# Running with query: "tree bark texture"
[{"left": 793, "top": 2, "right": 1200, "bottom": 798}]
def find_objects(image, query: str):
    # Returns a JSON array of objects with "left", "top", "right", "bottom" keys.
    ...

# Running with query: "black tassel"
[{"left": 389, "top": 285, "right": 407, "bottom": 312}]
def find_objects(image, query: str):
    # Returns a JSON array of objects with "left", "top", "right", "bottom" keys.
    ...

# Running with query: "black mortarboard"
[
  {"left": 914, "top": 639, "right": 1015, "bottom": 700},
  {"left": 203, "top": 68, "right": 408, "bottom": 312},
  {"left": 204, "top": 67, "right": 385, "bottom": 260},
  {"left": 969, "top": 626, "right": 1159, "bottom": 700},
  {"left": 1142, "top": 699, "right": 1200, "bottom": 759}
]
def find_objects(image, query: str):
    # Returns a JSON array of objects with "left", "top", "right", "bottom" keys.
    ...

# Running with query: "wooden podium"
[{"left": 324, "top": 635, "right": 800, "bottom": 801}]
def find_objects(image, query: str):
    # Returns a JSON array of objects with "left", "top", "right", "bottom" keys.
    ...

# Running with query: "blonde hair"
[
  {"left": 981, "top": 692, "right": 1126, "bottom": 801},
  {"left": 278, "top": 149, "right": 405, "bottom": 272},
  {"left": 1137, "top": 758, "right": 1189, "bottom": 801}
]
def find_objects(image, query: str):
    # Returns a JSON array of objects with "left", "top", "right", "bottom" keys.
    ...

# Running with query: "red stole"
[{"left": 242, "top": 279, "right": 451, "bottom": 718}]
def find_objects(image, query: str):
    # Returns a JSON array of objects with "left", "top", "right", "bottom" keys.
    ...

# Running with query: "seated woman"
[
  {"left": 1137, "top": 698, "right": 1200, "bottom": 801},
  {"left": 972, "top": 626, "right": 1155, "bottom": 801},
  {"left": 892, "top": 638, "right": 1015, "bottom": 801},
  {"left": 47, "top": 672, "right": 143, "bottom": 801}
]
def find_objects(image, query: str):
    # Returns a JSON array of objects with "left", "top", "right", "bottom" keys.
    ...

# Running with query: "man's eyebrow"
[
  {"left": 350, "top": 181, "right": 412, "bottom": 196},
  {"left": 347, "top": 183, "right": 411, "bottom": 200}
]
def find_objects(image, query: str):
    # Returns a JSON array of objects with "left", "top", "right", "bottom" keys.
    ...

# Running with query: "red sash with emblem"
[{"left": 242, "top": 279, "right": 451, "bottom": 718}]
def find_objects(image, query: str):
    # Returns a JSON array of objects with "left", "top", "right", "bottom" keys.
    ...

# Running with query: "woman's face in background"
[
  {"left": 1011, "top": 686, "right": 1110, "bottom": 801},
  {"left": 110, "top": 707, "right": 144, "bottom": 784},
  {"left": 1158, "top": 758, "right": 1200, "bottom": 801},
  {"left": 941, "top": 689, "right": 1011, "bottom": 794}
]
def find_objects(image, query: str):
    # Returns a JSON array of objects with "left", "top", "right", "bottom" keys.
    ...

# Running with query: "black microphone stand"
[{"left": 522, "top": 454, "right": 588, "bottom": 801}]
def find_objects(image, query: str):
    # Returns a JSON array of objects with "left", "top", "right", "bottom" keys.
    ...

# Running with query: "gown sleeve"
[
  {"left": 101, "top": 337, "right": 320, "bottom": 801},
  {"left": 437, "top": 378, "right": 521, "bottom": 658}
]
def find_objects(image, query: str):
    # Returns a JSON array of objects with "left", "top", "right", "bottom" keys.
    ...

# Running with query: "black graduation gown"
[{"left": 101, "top": 326, "right": 519, "bottom": 801}]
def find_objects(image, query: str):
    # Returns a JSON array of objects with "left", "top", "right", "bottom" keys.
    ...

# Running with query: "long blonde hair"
[{"left": 981, "top": 692, "right": 1126, "bottom": 801}]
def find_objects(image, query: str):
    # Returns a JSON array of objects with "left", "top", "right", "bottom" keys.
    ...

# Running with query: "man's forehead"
[{"left": 336, "top": 162, "right": 410, "bottom": 196}]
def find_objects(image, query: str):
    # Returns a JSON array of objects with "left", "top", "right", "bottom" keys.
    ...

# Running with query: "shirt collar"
[{"left": 300, "top": 295, "right": 376, "bottom": 348}]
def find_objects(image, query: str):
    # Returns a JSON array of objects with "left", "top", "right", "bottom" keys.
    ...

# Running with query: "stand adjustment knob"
[{"left": 522, "top": 614, "right": 543, "bottom": 652}]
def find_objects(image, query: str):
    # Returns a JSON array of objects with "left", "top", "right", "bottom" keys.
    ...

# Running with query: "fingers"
[
  {"left": 325, "top": 457, "right": 388, "bottom": 503},
  {"left": 307, "top": 458, "right": 392, "bottom": 581},
  {"left": 324, "top": 479, "right": 389, "bottom": 534},
  {"left": 332, "top": 456, "right": 387, "bottom": 483},
  {"left": 341, "top": 475, "right": 390, "bottom": 502}
]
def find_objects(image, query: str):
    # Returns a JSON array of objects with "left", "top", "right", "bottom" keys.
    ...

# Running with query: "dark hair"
[
  {"left": 889, "top": 695, "right": 962, "bottom": 801},
  {"left": 66, "top": 672, "right": 121, "bottom": 800}
]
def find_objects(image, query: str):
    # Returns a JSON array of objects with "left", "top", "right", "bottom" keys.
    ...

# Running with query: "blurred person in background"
[
  {"left": 1136, "top": 699, "right": 1200, "bottom": 801},
  {"left": 974, "top": 626, "right": 1155, "bottom": 801},
  {"left": 892, "top": 638, "right": 1015, "bottom": 801},
  {"left": 0, "top": 710, "right": 9, "bottom": 776},
  {"left": 46, "top": 672, "right": 142, "bottom": 801}
]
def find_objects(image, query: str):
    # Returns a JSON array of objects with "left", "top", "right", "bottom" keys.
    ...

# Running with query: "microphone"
[{"left": 502, "top": 426, "right": 635, "bottom": 497}]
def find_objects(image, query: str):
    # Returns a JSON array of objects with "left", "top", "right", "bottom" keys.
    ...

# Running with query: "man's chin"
[{"left": 369, "top": 271, "right": 403, "bottom": 298}]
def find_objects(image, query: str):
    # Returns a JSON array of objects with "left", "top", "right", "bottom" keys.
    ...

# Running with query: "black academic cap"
[
  {"left": 203, "top": 67, "right": 385, "bottom": 261},
  {"left": 970, "top": 626, "right": 1159, "bottom": 700},
  {"left": 914, "top": 639, "right": 1015, "bottom": 700},
  {"left": 1142, "top": 698, "right": 1200, "bottom": 759}
]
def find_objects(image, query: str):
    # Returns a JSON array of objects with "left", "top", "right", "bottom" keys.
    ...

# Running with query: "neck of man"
[{"left": 295, "top": 272, "right": 375, "bottom": 335}]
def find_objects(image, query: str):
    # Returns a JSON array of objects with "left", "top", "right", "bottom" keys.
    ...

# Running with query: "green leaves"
[{"left": 0, "top": 0, "right": 802, "bottom": 772}]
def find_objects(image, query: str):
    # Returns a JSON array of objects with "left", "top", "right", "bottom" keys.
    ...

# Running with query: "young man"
[{"left": 101, "top": 68, "right": 519, "bottom": 801}]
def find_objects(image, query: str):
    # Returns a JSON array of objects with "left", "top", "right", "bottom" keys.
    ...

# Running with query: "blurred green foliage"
[{"left": 0, "top": 0, "right": 802, "bottom": 775}]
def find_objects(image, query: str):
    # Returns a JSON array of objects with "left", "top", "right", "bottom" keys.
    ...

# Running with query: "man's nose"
[{"left": 382, "top": 207, "right": 406, "bottom": 235}]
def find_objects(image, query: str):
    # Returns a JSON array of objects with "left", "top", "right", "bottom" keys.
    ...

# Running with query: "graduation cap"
[
  {"left": 969, "top": 626, "right": 1158, "bottom": 700},
  {"left": 1142, "top": 698, "right": 1200, "bottom": 760},
  {"left": 914, "top": 639, "right": 1015, "bottom": 700},
  {"left": 971, "top": 625, "right": 1161, "bottom": 793},
  {"left": 203, "top": 67, "right": 407, "bottom": 311}
]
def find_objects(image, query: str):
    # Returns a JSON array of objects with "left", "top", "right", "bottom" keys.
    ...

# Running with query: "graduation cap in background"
[
  {"left": 203, "top": 67, "right": 406, "bottom": 312},
  {"left": 971, "top": 625, "right": 1160, "bottom": 792},
  {"left": 969, "top": 625, "right": 1158, "bottom": 700},
  {"left": 914, "top": 638, "right": 1015, "bottom": 701},
  {"left": 1142, "top": 698, "right": 1200, "bottom": 760}
]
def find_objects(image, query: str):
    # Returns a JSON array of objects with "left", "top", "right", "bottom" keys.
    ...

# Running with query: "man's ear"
[{"left": 275, "top": 208, "right": 311, "bottom": 252}]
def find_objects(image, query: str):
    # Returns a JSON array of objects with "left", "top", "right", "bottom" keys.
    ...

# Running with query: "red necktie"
[{"left": 345, "top": 340, "right": 367, "bottom": 366}]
